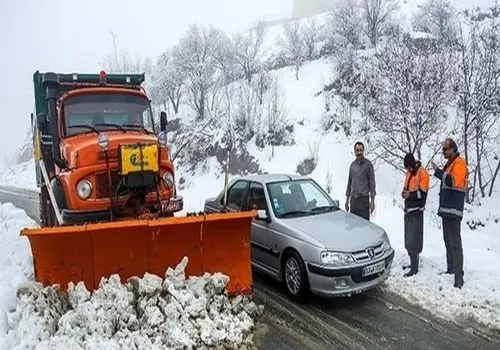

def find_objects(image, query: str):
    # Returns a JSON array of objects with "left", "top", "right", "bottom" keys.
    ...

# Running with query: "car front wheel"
[{"left": 283, "top": 250, "right": 310, "bottom": 301}]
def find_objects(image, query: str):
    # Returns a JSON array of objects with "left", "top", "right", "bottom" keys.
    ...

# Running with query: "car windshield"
[
  {"left": 62, "top": 93, "right": 155, "bottom": 137},
  {"left": 266, "top": 179, "right": 338, "bottom": 218}
]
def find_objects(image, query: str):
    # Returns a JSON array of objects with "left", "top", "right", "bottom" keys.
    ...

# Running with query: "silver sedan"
[{"left": 204, "top": 174, "right": 395, "bottom": 300}]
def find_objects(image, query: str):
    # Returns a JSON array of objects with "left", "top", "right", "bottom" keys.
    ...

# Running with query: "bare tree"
[
  {"left": 303, "top": 17, "right": 323, "bottom": 60},
  {"left": 328, "top": 46, "right": 364, "bottom": 135},
  {"left": 411, "top": 0, "right": 459, "bottom": 44},
  {"left": 150, "top": 49, "right": 186, "bottom": 115},
  {"left": 279, "top": 21, "right": 306, "bottom": 80},
  {"left": 232, "top": 21, "right": 267, "bottom": 83},
  {"left": 173, "top": 24, "right": 220, "bottom": 120},
  {"left": 328, "top": 0, "right": 364, "bottom": 48},
  {"left": 251, "top": 70, "right": 272, "bottom": 106},
  {"left": 362, "top": 0, "right": 399, "bottom": 47},
  {"left": 361, "top": 36, "right": 454, "bottom": 169},
  {"left": 265, "top": 77, "right": 290, "bottom": 155},
  {"left": 212, "top": 30, "right": 240, "bottom": 84},
  {"left": 100, "top": 49, "right": 152, "bottom": 74},
  {"left": 452, "top": 7, "right": 500, "bottom": 200}
]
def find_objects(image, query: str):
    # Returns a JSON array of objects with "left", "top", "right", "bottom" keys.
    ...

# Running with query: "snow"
[
  {"left": 373, "top": 193, "right": 500, "bottom": 330},
  {"left": 0, "top": 159, "right": 38, "bottom": 191},
  {"left": 0, "top": 203, "right": 262, "bottom": 349}
]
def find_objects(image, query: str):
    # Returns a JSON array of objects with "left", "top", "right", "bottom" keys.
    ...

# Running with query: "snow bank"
[
  {"left": 0, "top": 202, "right": 37, "bottom": 350},
  {"left": 0, "top": 203, "right": 263, "bottom": 349},
  {"left": 0, "top": 159, "right": 38, "bottom": 191},
  {"left": 4, "top": 257, "right": 263, "bottom": 350},
  {"left": 373, "top": 193, "right": 500, "bottom": 330}
]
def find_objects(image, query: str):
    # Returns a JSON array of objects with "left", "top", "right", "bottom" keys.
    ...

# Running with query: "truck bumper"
[{"left": 61, "top": 195, "right": 184, "bottom": 225}]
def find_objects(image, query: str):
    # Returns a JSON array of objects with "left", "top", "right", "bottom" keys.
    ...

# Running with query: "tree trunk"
[
  {"left": 489, "top": 158, "right": 500, "bottom": 197},
  {"left": 463, "top": 118, "right": 471, "bottom": 203},
  {"left": 475, "top": 126, "right": 485, "bottom": 198},
  {"left": 471, "top": 165, "right": 478, "bottom": 203}
]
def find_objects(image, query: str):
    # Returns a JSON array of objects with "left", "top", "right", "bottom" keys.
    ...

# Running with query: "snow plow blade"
[{"left": 20, "top": 211, "right": 255, "bottom": 295}]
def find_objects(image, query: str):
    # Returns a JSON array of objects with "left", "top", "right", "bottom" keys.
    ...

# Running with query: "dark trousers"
[
  {"left": 442, "top": 217, "right": 464, "bottom": 280},
  {"left": 404, "top": 211, "right": 423, "bottom": 255},
  {"left": 350, "top": 195, "right": 370, "bottom": 220}
]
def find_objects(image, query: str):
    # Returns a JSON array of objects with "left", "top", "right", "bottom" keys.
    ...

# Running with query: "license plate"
[
  {"left": 161, "top": 199, "right": 182, "bottom": 212},
  {"left": 362, "top": 261, "right": 385, "bottom": 277}
]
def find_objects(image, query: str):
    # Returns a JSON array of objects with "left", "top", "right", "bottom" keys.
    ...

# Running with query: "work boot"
[
  {"left": 454, "top": 273, "right": 464, "bottom": 289},
  {"left": 404, "top": 254, "right": 419, "bottom": 277}
]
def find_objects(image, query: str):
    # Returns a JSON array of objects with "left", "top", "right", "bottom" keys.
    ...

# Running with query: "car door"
[
  {"left": 244, "top": 182, "right": 279, "bottom": 274},
  {"left": 217, "top": 179, "right": 249, "bottom": 211}
]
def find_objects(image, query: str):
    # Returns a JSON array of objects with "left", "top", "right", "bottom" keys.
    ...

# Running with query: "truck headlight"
[
  {"left": 76, "top": 179, "right": 92, "bottom": 199},
  {"left": 320, "top": 251, "right": 354, "bottom": 265},
  {"left": 163, "top": 172, "right": 174, "bottom": 188}
]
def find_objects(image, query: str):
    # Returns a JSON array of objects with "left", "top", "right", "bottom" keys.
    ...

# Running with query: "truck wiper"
[
  {"left": 122, "top": 124, "right": 154, "bottom": 135},
  {"left": 67, "top": 125, "right": 99, "bottom": 134},
  {"left": 94, "top": 123, "right": 126, "bottom": 132}
]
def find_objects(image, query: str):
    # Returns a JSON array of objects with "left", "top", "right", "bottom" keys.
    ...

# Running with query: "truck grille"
[
  {"left": 97, "top": 148, "right": 119, "bottom": 163},
  {"left": 95, "top": 170, "right": 121, "bottom": 198},
  {"left": 350, "top": 242, "right": 384, "bottom": 263}
]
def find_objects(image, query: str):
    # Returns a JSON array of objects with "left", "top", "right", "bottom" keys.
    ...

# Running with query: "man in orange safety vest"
[
  {"left": 431, "top": 138, "right": 468, "bottom": 289},
  {"left": 401, "top": 153, "right": 430, "bottom": 277}
]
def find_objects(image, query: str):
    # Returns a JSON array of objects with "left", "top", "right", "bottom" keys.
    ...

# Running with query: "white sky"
[{"left": 0, "top": 0, "right": 291, "bottom": 161}]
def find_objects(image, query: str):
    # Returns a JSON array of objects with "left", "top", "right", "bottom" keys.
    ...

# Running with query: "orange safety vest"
[
  {"left": 436, "top": 155, "right": 468, "bottom": 219},
  {"left": 403, "top": 164, "right": 430, "bottom": 212}
]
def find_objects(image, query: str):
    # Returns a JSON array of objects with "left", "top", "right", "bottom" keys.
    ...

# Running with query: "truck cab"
[{"left": 32, "top": 70, "right": 183, "bottom": 226}]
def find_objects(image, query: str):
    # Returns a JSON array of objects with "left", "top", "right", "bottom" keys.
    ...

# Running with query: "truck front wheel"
[{"left": 39, "top": 186, "right": 56, "bottom": 227}]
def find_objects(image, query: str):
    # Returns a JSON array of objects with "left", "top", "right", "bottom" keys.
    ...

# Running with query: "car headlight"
[
  {"left": 76, "top": 179, "right": 92, "bottom": 199},
  {"left": 382, "top": 234, "right": 392, "bottom": 252},
  {"left": 320, "top": 251, "right": 354, "bottom": 265},
  {"left": 163, "top": 171, "right": 174, "bottom": 188}
]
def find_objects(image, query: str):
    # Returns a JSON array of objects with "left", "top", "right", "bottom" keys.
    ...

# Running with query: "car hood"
[{"left": 279, "top": 210, "right": 387, "bottom": 251}]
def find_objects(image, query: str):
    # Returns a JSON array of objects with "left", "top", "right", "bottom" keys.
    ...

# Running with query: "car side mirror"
[
  {"left": 332, "top": 199, "right": 340, "bottom": 208},
  {"left": 256, "top": 209, "right": 270, "bottom": 222},
  {"left": 160, "top": 111, "right": 168, "bottom": 132}
]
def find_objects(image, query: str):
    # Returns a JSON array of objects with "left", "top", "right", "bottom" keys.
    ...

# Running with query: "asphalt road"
[{"left": 1, "top": 185, "right": 499, "bottom": 350}]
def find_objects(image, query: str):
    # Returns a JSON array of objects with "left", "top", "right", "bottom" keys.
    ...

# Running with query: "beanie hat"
[{"left": 404, "top": 153, "right": 416, "bottom": 169}]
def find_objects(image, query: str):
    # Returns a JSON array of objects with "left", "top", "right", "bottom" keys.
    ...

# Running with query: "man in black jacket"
[{"left": 401, "top": 153, "right": 430, "bottom": 277}]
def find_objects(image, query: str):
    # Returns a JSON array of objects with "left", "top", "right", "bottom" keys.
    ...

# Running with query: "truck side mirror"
[
  {"left": 36, "top": 113, "right": 47, "bottom": 130},
  {"left": 160, "top": 111, "right": 167, "bottom": 132},
  {"left": 332, "top": 199, "right": 340, "bottom": 208}
]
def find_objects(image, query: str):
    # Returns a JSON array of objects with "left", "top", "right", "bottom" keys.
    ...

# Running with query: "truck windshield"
[{"left": 62, "top": 93, "right": 155, "bottom": 137}]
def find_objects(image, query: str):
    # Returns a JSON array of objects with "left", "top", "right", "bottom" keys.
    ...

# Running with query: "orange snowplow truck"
[{"left": 21, "top": 70, "right": 254, "bottom": 295}]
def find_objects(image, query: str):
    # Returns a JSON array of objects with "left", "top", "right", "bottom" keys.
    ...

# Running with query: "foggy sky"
[{"left": 0, "top": 0, "right": 291, "bottom": 162}]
